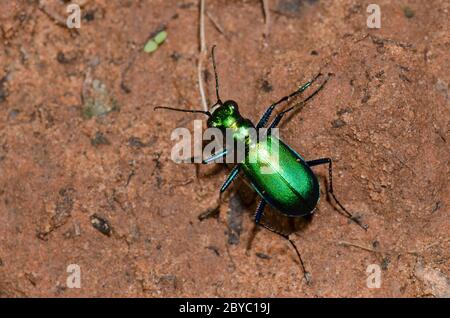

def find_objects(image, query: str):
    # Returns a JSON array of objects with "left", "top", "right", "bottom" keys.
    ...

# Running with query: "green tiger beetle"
[{"left": 156, "top": 46, "right": 368, "bottom": 283}]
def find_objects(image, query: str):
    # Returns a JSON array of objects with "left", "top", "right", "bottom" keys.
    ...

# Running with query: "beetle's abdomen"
[{"left": 242, "top": 136, "right": 320, "bottom": 216}]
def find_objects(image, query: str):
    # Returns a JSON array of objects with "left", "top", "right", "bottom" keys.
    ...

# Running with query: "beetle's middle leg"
[
  {"left": 254, "top": 199, "right": 311, "bottom": 284},
  {"left": 307, "top": 158, "right": 368, "bottom": 230}
]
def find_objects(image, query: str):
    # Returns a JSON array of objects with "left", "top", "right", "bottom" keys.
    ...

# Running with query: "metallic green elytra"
[
  {"left": 208, "top": 100, "right": 320, "bottom": 216},
  {"left": 244, "top": 137, "right": 320, "bottom": 216}
]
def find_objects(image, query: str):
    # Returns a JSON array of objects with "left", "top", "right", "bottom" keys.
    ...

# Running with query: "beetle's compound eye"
[{"left": 222, "top": 100, "right": 239, "bottom": 113}]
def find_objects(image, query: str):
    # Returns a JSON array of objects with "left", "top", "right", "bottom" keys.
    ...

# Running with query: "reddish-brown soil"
[{"left": 0, "top": 0, "right": 449, "bottom": 297}]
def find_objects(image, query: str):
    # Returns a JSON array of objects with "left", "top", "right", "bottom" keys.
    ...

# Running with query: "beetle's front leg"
[
  {"left": 198, "top": 164, "right": 242, "bottom": 221},
  {"left": 184, "top": 148, "right": 229, "bottom": 179},
  {"left": 267, "top": 73, "right": 332, "bottom": 131},
  {"left": 256, "top": 73, "right": 323, "bottom": 129}
]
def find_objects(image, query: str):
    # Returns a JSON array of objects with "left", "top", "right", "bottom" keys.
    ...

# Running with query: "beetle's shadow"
[
  {"left": 196, "top": 163, "right": 315, "bottom": 251},
  {"left": 229, "top": 177, "right": 314, "bottom": 252}
]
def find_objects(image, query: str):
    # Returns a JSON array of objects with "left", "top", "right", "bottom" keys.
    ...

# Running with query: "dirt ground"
[{"left": 0, "top": 0, "right": 449, "bottom": 297}]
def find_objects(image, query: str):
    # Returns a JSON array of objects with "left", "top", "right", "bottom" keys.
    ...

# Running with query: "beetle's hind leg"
[
  {"left": 254, "top": 199, "right": 312, "bottom": 285},
  {"left": 307, "top": 158, "right": 368, "bottom": 230}
]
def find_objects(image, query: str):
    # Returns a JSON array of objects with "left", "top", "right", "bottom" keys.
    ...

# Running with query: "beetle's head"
[{"left": 207, "top": 100, "right": 240, "bottom": 129}]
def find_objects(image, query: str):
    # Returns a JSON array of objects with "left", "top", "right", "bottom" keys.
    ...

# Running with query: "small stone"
[
  {"left": 91, "top": 132, "right": 110, "bottom": 146},
  {"left": 415, "top": 261, "right": 450, "bottom": 297},
  {"left": 170, "top": 52, "right": 181, "bottom": 61},
  {"left": 261, "top": 80, "right": 273, "bottom": 92},
  {"left": 83, "top": 10, "right": 95, "bottom": 22},
  {"left": 381, "top": 257, "right": 390, "bottom": 270},
  {"left": 0, "top": 76, "right": 8, "bottom": 103},
  {"left": 56, "top": 51, "right": 76, "bottom": 64},
  {"left": 82, "top": 78, "right": 120, "bottom": 119},
  {"left": 337, "top": 108, "right": 353, "bottom": 116},
  {"left": 206, "top": 246, "right": 220, "bottom": 256},
  {"left": 404, "top": 7, "right": 414, "bottom": 19},
  {"left": 8, "top": 109, "right": 20, "bottom": 120},
  {"left": 128, "top": 137, "right": 146, "bottom": 148},
  {"left": 256, "top": 252, "right": 271, "bottom": 260},
  {"left": 90, "top": 214, "right": 111, "bottom": 236},
  {"left": 331, "top": 119, "right": 346, "bottom": 128}
]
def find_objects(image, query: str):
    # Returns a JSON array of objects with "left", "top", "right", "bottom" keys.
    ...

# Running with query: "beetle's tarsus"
[
  {"left": 351, "top": 215, "right": 369, "bottom": 231},
  {"left": 198, "top": 195, "right": 222, "bottom": 221}
]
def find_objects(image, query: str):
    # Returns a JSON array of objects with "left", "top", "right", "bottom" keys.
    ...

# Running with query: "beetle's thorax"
[{"left": 207, "top": 100, "right": 255, "bottom": 145}]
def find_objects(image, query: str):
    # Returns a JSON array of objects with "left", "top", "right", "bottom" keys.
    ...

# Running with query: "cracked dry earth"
[{"left": 0, "top": 0, "right": 449, "bottom": 297}]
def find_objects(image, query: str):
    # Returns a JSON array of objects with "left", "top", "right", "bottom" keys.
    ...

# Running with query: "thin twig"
[
  {"left": 338, "top": 241, "right": 381, "bottom": 254},
  {"left": 406, "top": 238, "right": 450, "bottom": 255},
  {"left": 199, "top": 0, "right": 206, "bottom": 53},
  {"left": 198, "top": 0, "right": 208, "bottom": 112},
  {"left": 206, "top": 10, "right": 228, "bottom": 39},
  {"left": 339, "top": 238, "right": 450, "bottom": 257},
  {"left": 261, "top": 0, "right": 270, "bottom": 38},
  {"left": 38, "top": 1, "right": 66, "bottom": 26}
]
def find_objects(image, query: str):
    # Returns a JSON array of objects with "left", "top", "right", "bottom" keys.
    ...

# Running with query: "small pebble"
[
  {"left": 90, "top": 214, "right": 111, "bottom": 236},
  {"left": 331, "top": 119, "right": 346, "bottom": 128},
  {"left": 404, "top": 7, "right": 414, "bottom": 18},
  {"left": 261, "top": 80, "right": 273, "bottom": 92},
  {"left": 256, "top": 252, "right": 271, "bottom": 260}
]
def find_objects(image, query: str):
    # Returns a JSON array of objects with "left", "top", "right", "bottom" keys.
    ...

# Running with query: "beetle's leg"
[
  {"left": 268, "top": 74, "right": 332, "bottom": 131},
  {"left": 307, "top": 158, "right": 368, "bottom": 230},
  {"left": 184, "top": 149, "right": 228, "bottom": 180},
  {"left": 199, "top": 165, "right": 240, "bottom": 221},
  {"left": 256, "top": 73, "right": 322, "bottom": 129},
  {"left": 185, "top": 149, "right": 229, "bottom": 165},
  {"left": 198, "top": 164, "right": 241, "bottom": 221},
  {"left": 202, "top": 149, "right": 229, "bottom": 164},
  {"left": 220, "top": 164, "right": 241, "bottom": 193},
  {"left": 254, "top": 198, "right": 267, "bottom": 223},
  {"left": 254, "top": 199, "right": 311, "bottom": 284}
]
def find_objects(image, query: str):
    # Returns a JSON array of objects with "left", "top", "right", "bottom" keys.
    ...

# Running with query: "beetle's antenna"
[
  {"left": 154, "top": 106, "right": 211, "bottom": 117},
  {"left": 211, "top": 45, "right": 222, "bottom": 105}
]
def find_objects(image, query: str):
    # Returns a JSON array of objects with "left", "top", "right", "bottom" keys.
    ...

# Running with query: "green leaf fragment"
[
  {"left": 144, "top": 30, "right": 167, "bottom": 54},
  {"left": 154, "top": 31, "right": 167, "bottom": 45},
  {"left": 144, "top": 40, "right": 158, "bottom": 53}
]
